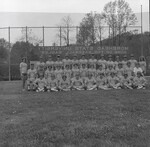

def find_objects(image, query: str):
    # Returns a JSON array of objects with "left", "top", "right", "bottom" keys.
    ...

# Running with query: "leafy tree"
[
  {"left": 0, "top": 46, "right": 8, "bottom": 60},
  {"left": 95, "top": 13, "right": 105, "bottom": 46},
  {"left": 0, "top": 38, "right": 9, "bottom": 63},
  {"left": 77, "top": 12, "right": 97, "bottom": 46},
  {"left": 19, "top": 28, "right": 43, "bottom": 46},
  {"left": 56, "top": 15, "right": 73, "bottom": 46},
  {"left": 102, "top": 0, "right": 137, "bottom": 45},
  {"left": 10, "top": 41, "right": 41, "bottom": 64}
]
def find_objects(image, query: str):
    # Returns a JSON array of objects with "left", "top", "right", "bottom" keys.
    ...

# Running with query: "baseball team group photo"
[
  {"left": 20, "top": 53, "right": 147, "bottom": 92},
  {"left": 0, "top": 0, "right": 150, "bottom": 146}
]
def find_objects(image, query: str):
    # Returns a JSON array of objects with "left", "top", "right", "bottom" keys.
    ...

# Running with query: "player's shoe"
[{"left": 137, "top": 86, "right": 143, "bottom": 89}]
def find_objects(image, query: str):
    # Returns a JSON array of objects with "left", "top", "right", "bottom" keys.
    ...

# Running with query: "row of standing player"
[{"left": 36, "top": 54, "right": 146, "bottom": 74}]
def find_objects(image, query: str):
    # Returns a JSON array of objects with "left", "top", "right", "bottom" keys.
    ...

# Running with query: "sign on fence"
[{"left": 39, "top": 46, "right": 128, "bottom": 55}]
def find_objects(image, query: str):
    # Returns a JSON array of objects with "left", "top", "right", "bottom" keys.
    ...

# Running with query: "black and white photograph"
[{"left": 0, "top": 0, "right": 150, "bottom": 146}]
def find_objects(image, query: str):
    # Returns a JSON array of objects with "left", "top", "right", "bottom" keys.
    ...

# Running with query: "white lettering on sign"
[{"left": 40, "top": 46, "right": 128, "bottom": 55}]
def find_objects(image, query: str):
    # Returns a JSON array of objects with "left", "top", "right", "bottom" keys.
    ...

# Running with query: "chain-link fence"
[{"left": 0, "top": 25, "right": 149, "bottom": 81}]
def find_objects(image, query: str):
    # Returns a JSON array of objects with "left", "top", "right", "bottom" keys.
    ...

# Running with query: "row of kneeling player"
[{"left": 27, "top": 70, "right": 147, "bottom": 92}]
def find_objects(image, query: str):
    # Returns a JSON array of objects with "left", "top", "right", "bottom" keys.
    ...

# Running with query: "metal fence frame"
[{"left": 0, "top": 25, "right": 144, "bottom": 81}]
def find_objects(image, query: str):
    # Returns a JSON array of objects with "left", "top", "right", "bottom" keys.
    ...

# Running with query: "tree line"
[{"left": 57, "top": 0, "right": 137, "bottom": 46}]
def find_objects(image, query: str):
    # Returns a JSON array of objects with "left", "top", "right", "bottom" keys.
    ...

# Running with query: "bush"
[{"left": 0, "top": 64, "right": 20, "bottom": 81}]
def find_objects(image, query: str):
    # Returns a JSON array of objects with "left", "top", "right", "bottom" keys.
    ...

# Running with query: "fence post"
[
  {"left": 25, "top": 26, "right": 28, "bottom": 62},
  {"left": 8, "top": 27, "right": 11, "bottom": 81},
  {"left": 76, "top": 26, "right": 78, "bottom": 44},
  {"left": 25, "top": 26, "right": 28, "bottom": 42},
  {"left": 67, "top": 25, "right": 69, "bottom": 46},
  {"left": 43, "top": 26, "right": 45, "bottom": 47},
  {"left": 149, "top": 2, "right": 150, "bottom": 54},
  {"left": 42, "top": 26, "right": 45, "bottom": 60},
  {"left": 141, "top": 5, "right": 143, "bottom": 56},
  {"left": 60, "top": 27, "right": 62, "bottom": 46},
  {"left": 109, "top": 26, "right": 111, "bottom": 46}
]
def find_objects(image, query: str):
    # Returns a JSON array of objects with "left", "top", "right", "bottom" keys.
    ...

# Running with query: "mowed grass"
[{"left": 0, "top": 80, "right": 150, "bottom": 147}]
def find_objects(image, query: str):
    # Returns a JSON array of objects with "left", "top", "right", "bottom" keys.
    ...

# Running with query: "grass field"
[{"left": 0, "top": 81, "right": 150, "bottom": 147}]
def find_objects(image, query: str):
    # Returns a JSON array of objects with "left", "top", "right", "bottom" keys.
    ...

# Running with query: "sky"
[
  {"left": 0, "top": 0, "right": 149, "bottom": 45},
  {"left": 0, "top": 0, "right": 149, "bottom": 13}
]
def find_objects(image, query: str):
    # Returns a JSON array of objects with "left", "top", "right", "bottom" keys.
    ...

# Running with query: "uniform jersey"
[
  {"left": 139, "top": 61, "right": 146, "bottom": 73},
  {"left": 54, "top": 60, "right": 63, "bottom": 67},
  {"left": 63, "top": 69, "right": 72, "bottom": 79},
  {"left": 72, "top": 68, "right": 80, "bottom": 77},
  {"left": 88, "top": 59, "right": 97, "bottom": 68},
  {"left": 122, "top": 60, "right": 128, "bottom": 69},
  {"left": 106, "top": 61, "right": 115, "bottom": 68},
  {"left": 96, "top": 76, "right": 107, "bottom": 86},
  {"left": 129, "top": 59, "right": 137, "bottom": 69},
  {"left": 47, "top": 78, "right": 58, "bottom": 88},
  {"left": 79, "top": 59, "right": 88, "bottom": 67},
  {"left": 54, "top": 69, "right": 63, "bottom": 80},
  {"left": 45, "top": 69, "right": 54, "bottom": 79},
  {"left": 124, "top": 67, "right": 133, "bottom": 77},
  {"left": 46, "top": 60, "right": 54, "bottom": 68},
  {"left": 20, "top": 62, "right": 28, "bottom": 74},
  {"left": 121, "top": 76, "right": 132, "bottom": 85},
  {"left": 88, "top": 68, "right": 96, "bottom": 77},
  {"left": 107, "top": 76, "right": 119, "bottom": 86},
  {"left": 85, "top": 77, "right": 96, "bottom": 86},
  {"left": 71, "top": 77, "right": 84, "bottom": 86},
  {"left": 133, "top": 76, "right": 146, "bottom": 86},
  {"left": 96, "top": 69, "right": 106, "bottom": 77},
  {"left": 71, "top": 59, "right": 79, "bottom": 67},
  {"left": 62, "top": 59, "right": 72, "bottom": 67},
  {"left": 116, "top": 68, "right": 124, "bottom": 78},
  {"left": 105, "top": 68, "right": 115, "bottom": 76},
  {"left": 97, "top": 59, "right": 106, "bottom": 69},
  {"left": 133, "top": 67, "right": 143, "bottom": 76},
  {"left": 80, "top": 68, "right": 88, "bottom": 78},
  {"left": 35, "top": 78, "right": 47, "bottom": 89},
  {"left": 59, "top": 78, "right": 71, "bottom": 88},
  {"left": 27, "top": 69, "right": 37, "bottom": 80},
  {"left": 36, "top": 62, "right": 45, "bottom": 71},
  {"left": 114, "top": 61, "right": 119, "bottom": 69}
]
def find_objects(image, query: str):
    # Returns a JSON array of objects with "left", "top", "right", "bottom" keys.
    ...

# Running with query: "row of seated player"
[
  {"left": 36, "top": 54, "right": 146, "bottom": 74},
  {"left": 27, "top": 63, "right": 147, "bottom": 92}
]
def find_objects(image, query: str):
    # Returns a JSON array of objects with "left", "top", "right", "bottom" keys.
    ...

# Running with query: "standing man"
[
  {"left": 114, "top": 55, "right": 120, "bottom": 70},
  {"left": 36, "top": 56, "right": 45, "bottom": 77},
  {"left": 79, "top": 54, "right": 88, "bottom": 68},
  {"left": 122, "top": 55, "right": 128, "bottom": 69},
  {"left": 107, "top": 55, "right": 114, "bottom": 69},
  {"left": 97, "top": 54, "right": 106, "bottom": 70},
  {"left": 46, "top": 55, "right": 54, "bottom": 70},
  {"left": 71, "top": 55, "right": 79, "bottom": 68},
  {"left": 20, "top": 57, "right": 28, "bottom": 91},
  {"left": 139, "top": 56, "right": 146, "bottom": 75},
  {"left": 62, "top": 54, "right": 72, "bottom": 69},
  {"left": 88, "top": 53, "right": 97, "bottom": 69},
  {"left": 129, "top": 54, "right": 137, "bottom": 70},
  {"left": 54, "top": 55, "right": 63, "bottom": 69}
]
